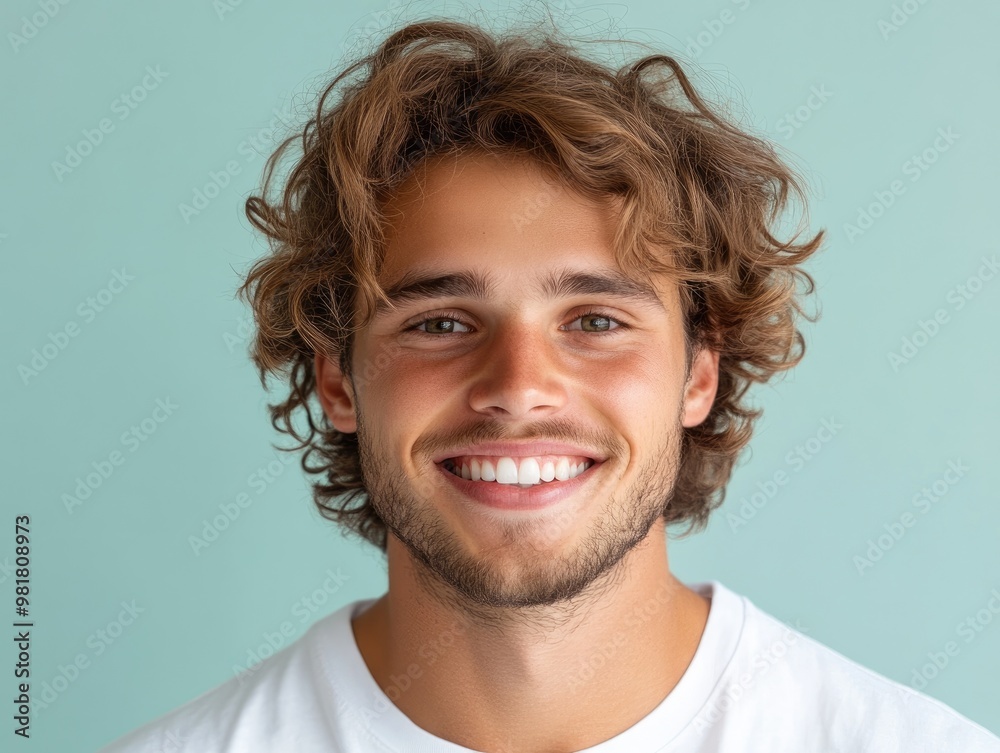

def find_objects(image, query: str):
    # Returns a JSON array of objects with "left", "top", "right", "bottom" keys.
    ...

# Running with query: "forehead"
[
  {"left": 376, "top": 152, "right": 676, "bottom": 308},
  {"left": 380, "top": 152, "right": 614, "bottom": 269}
]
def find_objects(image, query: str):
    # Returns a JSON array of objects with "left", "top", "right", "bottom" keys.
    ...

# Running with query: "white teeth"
[
  {"left": 517, "top": 458, "right": 541, "bottom": 484},
  {"left": 446, "top": 456, "right": 593, "bottom": 486},
  {"left": 496, "top": 457, "right": 518, "bottom": 484},
  {"left": 480, "top": 459, "right": 496, "bottom": 481},
  {"left": 540, "top": 461, "right": 555, "bottom": 482}
]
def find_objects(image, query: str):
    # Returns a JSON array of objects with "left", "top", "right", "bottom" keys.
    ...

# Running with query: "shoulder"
[
  {"left": 96, "top": 602, "right": 365, "bottom": 753},
  {"left": 714, "top": 588, "right": 1000, "bottom": 752}
]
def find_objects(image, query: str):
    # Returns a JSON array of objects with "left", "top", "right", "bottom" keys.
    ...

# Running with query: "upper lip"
[{"left": 433, "top": 442, "right": 608, "bottom": 463}]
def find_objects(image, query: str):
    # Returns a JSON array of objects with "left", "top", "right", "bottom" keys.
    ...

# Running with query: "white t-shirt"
[{"left": 99, "top": 580, "right": 1000, "bottom": 752}]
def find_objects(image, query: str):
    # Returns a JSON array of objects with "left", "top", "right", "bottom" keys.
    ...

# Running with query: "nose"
[{"left": 466, "top": 320, "right": 569, "bottom": 419}]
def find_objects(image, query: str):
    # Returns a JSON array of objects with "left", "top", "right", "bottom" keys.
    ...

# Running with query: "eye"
[
  {"left": 565, "top": 310, "right": 629, "bottom": 335},
  {"left": 407, "top": 315, "right": 474, "bottom": 336},
  {"left": 403, "top": 309, "right": 631, "bottom": 337}
]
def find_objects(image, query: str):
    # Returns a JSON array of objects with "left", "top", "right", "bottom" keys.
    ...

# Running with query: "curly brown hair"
[{"left": 237, "top": 18, "right": 824, "bottom": 553}]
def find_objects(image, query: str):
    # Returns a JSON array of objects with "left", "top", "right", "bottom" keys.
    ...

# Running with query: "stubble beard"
[{"left": 354, "top": 404, "right": 685, "bottom": 618}]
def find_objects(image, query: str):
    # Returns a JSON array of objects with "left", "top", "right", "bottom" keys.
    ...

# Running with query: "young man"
[{"left": 102, "top": 18, "right": 1000, "bottom": 753}]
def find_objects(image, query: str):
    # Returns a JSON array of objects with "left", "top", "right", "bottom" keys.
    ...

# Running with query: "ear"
[
  {"left": 681, "top": 346, "right": 719, "bottom": 428},
  {"left": 314, "top": 351, "right": 358, "bottom": 433}
]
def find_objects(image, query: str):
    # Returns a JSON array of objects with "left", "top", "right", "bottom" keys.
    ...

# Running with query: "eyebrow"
[{"left": 373, "top": 266, "right": 666, "bottom": 318}]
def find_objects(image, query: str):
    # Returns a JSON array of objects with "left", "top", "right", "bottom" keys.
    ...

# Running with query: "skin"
[{"left": 314, "top": 150, "right": 720, "bottom": 753}]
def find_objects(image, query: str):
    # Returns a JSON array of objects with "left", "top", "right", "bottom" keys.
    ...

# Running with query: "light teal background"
[{"left": 2, "top": 0, "right": 998, "bottom": 750}]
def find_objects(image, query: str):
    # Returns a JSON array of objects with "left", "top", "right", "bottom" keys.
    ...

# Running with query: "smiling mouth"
[{"left": 440, "top": 457, "right": 596, "bottom": 488}]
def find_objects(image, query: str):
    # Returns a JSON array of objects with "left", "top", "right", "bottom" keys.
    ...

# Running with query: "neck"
[{"left": 351, "top": 526, "right": 711, "bottom": 753}]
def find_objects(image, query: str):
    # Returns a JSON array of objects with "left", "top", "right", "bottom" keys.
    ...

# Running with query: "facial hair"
[{"left": 353, "top": 401, "right": 685, "bottom": 621}]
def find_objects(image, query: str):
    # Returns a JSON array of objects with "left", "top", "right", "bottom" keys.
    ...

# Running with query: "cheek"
[
  {"left": 351, "top": 340, "right": 417, "bottom": 402},
  {"left": 354, "top": 352, "right": 456, "bottom": 426},
  {"left": 588, "top": 355, "right": 683, "bottom": 429}
]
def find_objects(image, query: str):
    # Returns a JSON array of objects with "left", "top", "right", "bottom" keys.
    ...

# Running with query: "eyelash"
[{"left": 404, "top": 309, "right": 631, "bottom": 338}]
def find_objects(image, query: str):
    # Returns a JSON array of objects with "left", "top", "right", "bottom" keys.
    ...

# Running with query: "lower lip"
[{"left": 436, "top": 460, "right": 604, "bottom": 511}]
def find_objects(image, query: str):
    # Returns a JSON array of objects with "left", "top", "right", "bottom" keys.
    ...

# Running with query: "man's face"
[{"left": 316, "top": 152, "right": 718, "bottom": 609}]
